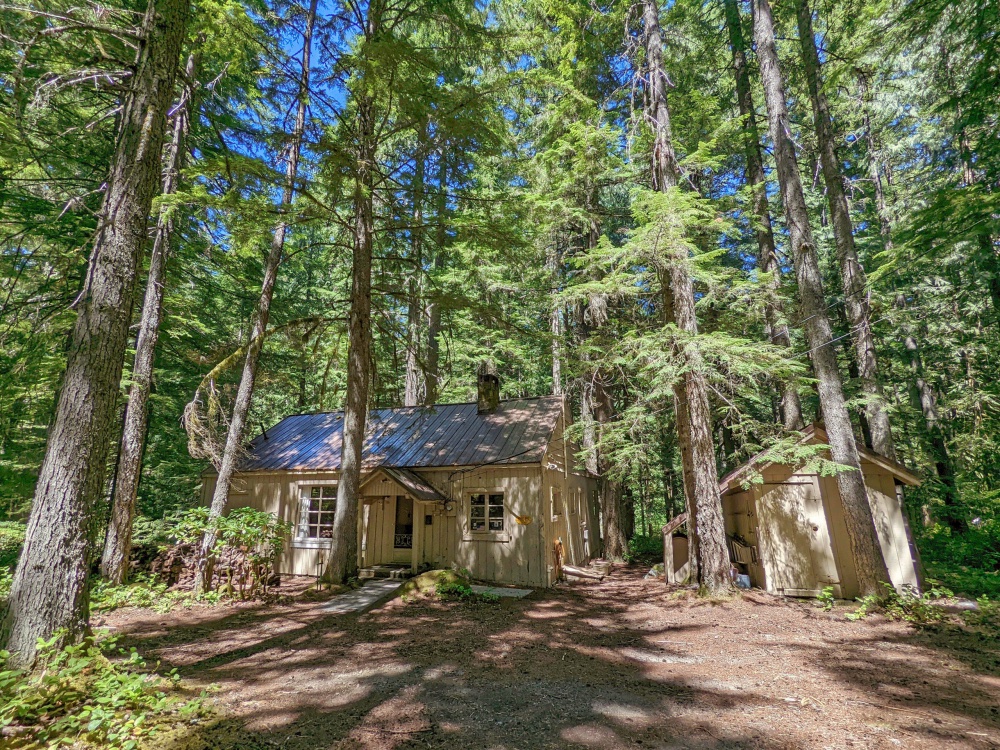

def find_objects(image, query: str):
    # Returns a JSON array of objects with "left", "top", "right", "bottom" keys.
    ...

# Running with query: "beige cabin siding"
[
  {"left": 541, "top": 413, "right": 599, "bottom": 581},
  {"left": 201, "top": 471, "right": 340, "bottom": 577},
  {"left": 204, "top": 446, "right": 595, "bottom": 587}
]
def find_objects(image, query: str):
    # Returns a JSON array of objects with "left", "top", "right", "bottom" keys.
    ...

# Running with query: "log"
[{"left": 563, "top": 565, "right": 604, "bottom": 580}]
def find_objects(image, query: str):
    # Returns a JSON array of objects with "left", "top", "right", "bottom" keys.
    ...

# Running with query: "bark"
[
  {"left": 325, "top": 5, "right": 381, "bottom": 582},
  {"left": 0, "top": 0, "right": 189, "bottom": 666},
  {"left": 753, "top": 0, "right": 890, "bottom": 595},
  {"left": 548, "top": 234, "right": 564, "bottom": 396},
  {"left": 796, "top": 1, "right": 895, "bottom": 460},
  {"left": 857, "top": 74, "right": 892, "bottom": 252},
  {"left": 101, "top": 52, "right": 197, "bottom": 585},
  {"left": 895, "top": 292, "right": 963, "bottom": 532},
  {"left": 404, "top": 128, "right": 426, "bottom": 407},
  {"left": 723, "top": 0, "right": 803, "bottom": 431},
  {"left": 592, "top": 372, "right": 626, "bottom": 559},
  {"left": 423, "top": 143, "right": 447, "bottom": 405},
  {"left": 193, "top": 0, "right": 316, "bottom": 593},
  {"left": 644, "top": 0, "right": 728, "bottom": 593}
]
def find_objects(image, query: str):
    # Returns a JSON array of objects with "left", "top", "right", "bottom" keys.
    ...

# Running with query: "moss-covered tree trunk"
[
  {"left": 101, "top": 52, "right": 198, "bottom": 585},
  {"left": 193, "top": 0, "right": 316, "bottom": 593},
  {"left": 0, "top": 0, "right": 190, "bottom": 666},
  {"left": 753, "top": 0, "right": 890, "bottom": 595},
  {"left": 796, "top": 0, "right": 895, "bottom": 460},
  {"left": 644, "top": 0, "right": 730, "bottom": 594}
]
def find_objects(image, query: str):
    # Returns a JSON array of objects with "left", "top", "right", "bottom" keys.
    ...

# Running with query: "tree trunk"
[
  {"left": 0, "top": 0, "right": 189, "bottom": 666},
  {"left": 591, "top": 371, "right": 626, "bottom": 560},
  {"left": 723, "top": 0, "right": 803, "bottom": 431},
  {"left": 753, "top": 0, "right": 890, "bottom": 595},
  {"left": 101, "top": 52, "right": 198, "bottom": 585},
  {"left": 548, "top": 234, "right": 564, "bottom": 396},
  {"left": 796, "top": 1, "right": 895, "bottom": 460},
  {"left": 404, "top": 127, "right": 426, "bottom": 407},
  {"left": 193, "top": 0, "right": 316, "bottom": 593},
  {"left": 423, "top": 142, "right": 447, "bottom": 405},
  {"left": 325, "top": 24, "right": 380, "bottom": 581},
  {"left": 644, "top": 0, "right": 728, "bottom": 593}
]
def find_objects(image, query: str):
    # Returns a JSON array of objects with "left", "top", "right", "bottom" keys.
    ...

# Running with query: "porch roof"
[{"left": 371, "top": 467, "right": 447, "bottom": 502}]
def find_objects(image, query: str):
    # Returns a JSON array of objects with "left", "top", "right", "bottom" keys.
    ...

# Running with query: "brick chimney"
[{"left": 476, "top": 362, "right": 500, "bottom": 414}]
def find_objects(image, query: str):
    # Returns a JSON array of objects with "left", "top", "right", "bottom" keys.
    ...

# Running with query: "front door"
[{"left": 392, "top": 495, "right": 414, "bottom": 564}]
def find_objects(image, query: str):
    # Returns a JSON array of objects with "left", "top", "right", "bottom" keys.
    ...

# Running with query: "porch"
[{"left": 359, "top": 467, "right": 453, "bottom": 574}]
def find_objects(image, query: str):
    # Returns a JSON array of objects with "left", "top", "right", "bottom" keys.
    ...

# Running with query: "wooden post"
[
  {"left": 664, "top": 526, "right": 674, "bottom": 584},
  {"left": 411, "top": 497, "right": 422, "bottom": 574}
]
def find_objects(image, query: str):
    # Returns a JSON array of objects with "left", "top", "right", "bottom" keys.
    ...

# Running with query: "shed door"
[{"left": 756, "top": 478, "right": 840, "bottom": 597}]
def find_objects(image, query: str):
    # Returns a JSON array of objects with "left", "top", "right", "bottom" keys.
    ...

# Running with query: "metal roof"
[
  {"left": 718, "top": 424, "right": 922, "bottom": 494},
  {"left": 237, "top": 397, "right": 564, "bottom": 473}
]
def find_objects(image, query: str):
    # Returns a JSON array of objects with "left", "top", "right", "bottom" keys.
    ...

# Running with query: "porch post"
[{"left": 411, "top": 497, "right": 422, "bottom": 573}]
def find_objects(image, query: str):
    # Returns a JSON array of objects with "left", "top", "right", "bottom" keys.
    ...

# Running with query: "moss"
[{"left": 397, "top": 569, "right": 469, "bottom": 600}]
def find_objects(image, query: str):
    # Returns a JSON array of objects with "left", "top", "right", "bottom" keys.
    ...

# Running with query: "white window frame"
[
  {"left": 463, "top": 489, "right": 509, "bottom": 542},
  {"left": 292, "top": 480, "right": 338, "bottom": 548},
  {"left": 551, "top": 487, "right": 563, "bottom": 520}
]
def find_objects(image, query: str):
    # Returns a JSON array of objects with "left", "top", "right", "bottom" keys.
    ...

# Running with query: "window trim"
[
  {"left": 462, "top": 489, "right": 509, "bottom": 542},
  {"left": 550, "top": 487, "right": 563, "bottom": 521},
  {"left": 291, "top": 480, "right": 338, "bottom": 548}
]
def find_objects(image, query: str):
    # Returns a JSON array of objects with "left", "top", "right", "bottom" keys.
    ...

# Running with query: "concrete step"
[{"left": 358, "top": 564, "right": 413, "bottom": 580}]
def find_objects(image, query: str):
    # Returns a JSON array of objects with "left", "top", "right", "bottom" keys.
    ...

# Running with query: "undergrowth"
[
  {"left": 436, "top": 579, "right": 500, "bottom": 604},
  {"left": 0, "top": 634, "right": 210, "bottom": 749},
  {"left": 622, "top": 534, "right": 663, "bottom": 564},
  {"left": 846, "top": 581, "right": 1000, "bottom": 630}
]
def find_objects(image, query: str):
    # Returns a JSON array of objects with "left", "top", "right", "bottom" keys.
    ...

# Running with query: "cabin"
[
  {"left": 713, "top": 425, "right": 922, "bottom": 599},
  {"left": 201, "top": 381, "right": 598, "bottom": 588}
]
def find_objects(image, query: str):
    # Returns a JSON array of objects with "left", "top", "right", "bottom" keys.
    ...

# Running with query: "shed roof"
[
  {"left": 718, "top": 424, "right": 922, "bottom": 494},
  {"left": 231, "top": 396, "right": 564, "bottom": 473}
]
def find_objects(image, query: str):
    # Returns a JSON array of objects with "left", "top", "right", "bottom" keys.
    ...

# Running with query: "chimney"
[{"left": 476, "top": 362, "right": 500, "bottom": 414}]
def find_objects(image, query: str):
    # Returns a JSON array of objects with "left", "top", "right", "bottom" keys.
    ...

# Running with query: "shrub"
[
  {"left": 0, "top": 521, "right": 25, "bottom": 569},
  {"left": 847, "top": 582, "right": 951, "bottom": 626},
  {"left": 816, "top": 586, "right": 836, "bottom": 612},
  {"left": 623, "top": 534, "right": 664, "bottom": 564},
  {"left": 434, "top": 573, "right": 500, "bottom": 604},
  {"left": 0, "top": 634, "right": 209, "bottom": 749}
]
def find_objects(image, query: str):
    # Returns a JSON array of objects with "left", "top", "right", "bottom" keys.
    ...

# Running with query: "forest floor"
[{"left": 102, "top": 565, "right": 1000, "bottom": 750}]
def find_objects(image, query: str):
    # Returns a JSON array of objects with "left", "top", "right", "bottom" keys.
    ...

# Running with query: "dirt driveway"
[{"left": 104, "top": 566, "right": 1000, "bottom": 749}]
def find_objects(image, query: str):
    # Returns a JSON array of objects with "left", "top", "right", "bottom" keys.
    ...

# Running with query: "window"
[
  {"left": 551, "top": 488, "right": 563, "bottom": 519},
  {"left": 299, "top": 485, "right": 336, "bottom": 540},
  {"left": 470, "top": 492, "right": 504, "bottom": 533}
]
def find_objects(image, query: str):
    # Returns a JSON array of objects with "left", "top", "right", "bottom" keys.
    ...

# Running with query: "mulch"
[{"left": 103, "top": 566, "right": 1000, "bottom": 750}]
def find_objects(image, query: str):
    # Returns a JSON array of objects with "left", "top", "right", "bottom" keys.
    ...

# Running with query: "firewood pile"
[{"left": 148, "top": 543, "right": 278, "bottom": 598}]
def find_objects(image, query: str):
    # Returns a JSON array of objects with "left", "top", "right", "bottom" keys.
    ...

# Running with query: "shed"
[
  {"left": 201, "top": 387, "right": 599, "bottom": 587},
  {"left": 717, "top": 425, "right": 921, "bottom": 599}
]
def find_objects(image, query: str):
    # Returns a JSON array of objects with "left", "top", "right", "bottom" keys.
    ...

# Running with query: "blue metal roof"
[{"left": 236, "top": 397, "right": 564, "bottom": 473}]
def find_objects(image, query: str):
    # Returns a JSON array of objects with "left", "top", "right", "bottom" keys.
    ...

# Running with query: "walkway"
[{"left": 319, "top": 579, "right": 402, "bottom": 614}]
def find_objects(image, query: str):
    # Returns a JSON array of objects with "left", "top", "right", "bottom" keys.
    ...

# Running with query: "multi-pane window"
[
  {"left": 470, "top": 492, "right": 504, "bottom": 533},
  {"left": 300, "top": 486, "right": 336, "bottom": 539}
]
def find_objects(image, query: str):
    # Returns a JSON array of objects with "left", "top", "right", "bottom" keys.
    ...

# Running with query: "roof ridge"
[{"left": 276, "top": 394, "right": 561, "bottom": 420}]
